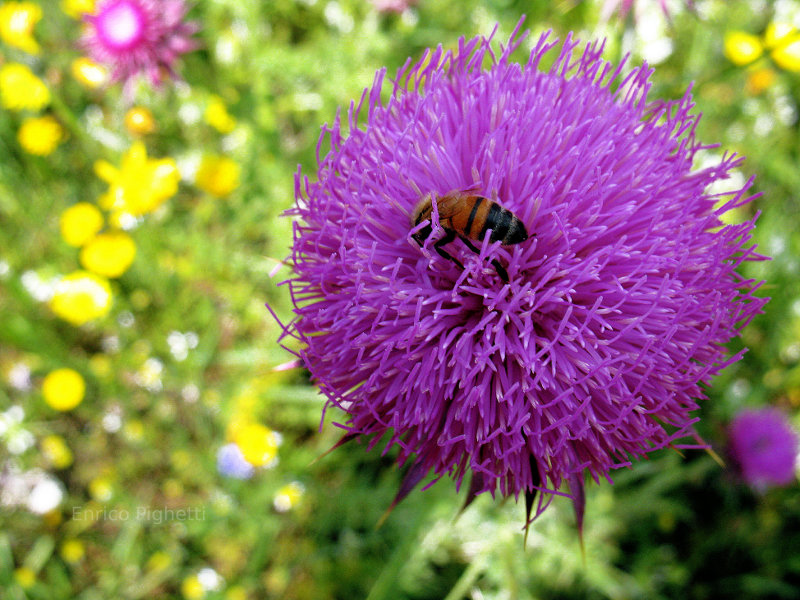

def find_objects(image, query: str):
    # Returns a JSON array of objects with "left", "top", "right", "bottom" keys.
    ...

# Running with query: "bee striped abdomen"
[{"left": 480, "top": 202, "right": 527, "bottom": 245}]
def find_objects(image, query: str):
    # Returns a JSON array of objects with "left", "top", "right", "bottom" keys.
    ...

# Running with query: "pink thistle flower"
[
  {"left": 369, "top": 0, "right": 417, "bottom": 14},
  {"left": 275, "top": 21, "right": 768, "bottom": 528},
  {"left": 81, "top": 0, "right": 199, "bottom": 94},
  {"left": 729, "top": 408, "right": 798, "bottom": 491}
]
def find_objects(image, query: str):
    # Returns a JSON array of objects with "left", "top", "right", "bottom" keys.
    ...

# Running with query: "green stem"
[{"left": 365, "top": 505, "right": 435, "bottom": 600}]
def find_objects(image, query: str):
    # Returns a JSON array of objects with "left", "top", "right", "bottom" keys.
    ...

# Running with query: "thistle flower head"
[
  {"left": 81, "top": 0, "right": 199, "bottom": 94},
  {"left": 279, "top": 23, "right": 768, "bottom": 519},
  {"left": 729, "top": 408, "right": 798, "bottom": 490}
]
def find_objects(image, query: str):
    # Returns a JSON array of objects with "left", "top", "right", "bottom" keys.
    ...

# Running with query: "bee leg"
[
  {"left": 458, "top": 235, "right": 509, "bottom": 283},
  {"left": 432, "top": 229, "right": 464, "bottom": 271}
]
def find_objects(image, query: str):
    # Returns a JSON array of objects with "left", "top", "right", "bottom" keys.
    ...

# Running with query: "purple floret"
[
  {"left": 277, "top": 22, "right": 768, "bottom": 516},
  {"left": 729, "top": 408, "right": 798, "bottom": 490}
]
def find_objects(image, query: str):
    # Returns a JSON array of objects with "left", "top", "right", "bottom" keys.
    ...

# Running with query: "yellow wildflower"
[
  {"left": 225, "top": 586, "right": 248, "bottom": 600},
  {"left": 0, "top": 2, "right": 41, "bottom": 54},
  {"left": 146, "top": 551, "right": 172, "bottom": 572},
  {"left": 745, "top": 67, "right": 777, "bottom": 95},
  {"left": 88, "top": 476, "right": 113, "bottom": 501},
  {"left": 95, "top": 141, "right": 180, "bottom": 216},
  {"left": 724, "top": 31, "right": 763, "bottom": 66},
  {"left": 124, "top": 106, "right": 155, "bottom": 136},
  {"left": 18, "top": 115, "right": 63, "bottom": 156},
  {"left": 71, "top": 57, "right": 107, "bottom": 89},
  {"left": 234, "top": 423, "right": 279, "bottom": 467},
  {"left": 14, "top": 566, "right": 35, "bottom": 589},
  {"left": 205, "top": 96, "right": 236, "bottom": 133},
  {"left": 195, "top": 155, "right": 240, "bottom": 197},
  {"left": 41, "top": 434, "right": 74, "bottom": 468},
  {"left": 79, "top": 232, "right": 136, "bottom": 278},
  {"left": 181, "top": 575, "right": 206, "bottom": 600},
  {"left": 89, "top": 354, "right": 112, "bottom": 378},
  {"left": 60, "top": 202, "right": 104, "bottom": 247},
  {"left": 61, "top": 0, "right": 94, "bottom": 18},
  {"left": 0, "top": 62, "right": 49, "bottom": 110},
  {"left": 767, "top": 23, "right": 800, "bottom": 72},
  {"left": 60, "top": 539, "right": 85, "bottom": 563},
  {"left": 50, "top": 270, "right": 112, "bottom": 325},
  {"left": 273, "top": 481, "right": 305, "bottom": 512},
  {"left": 42, "top": 368, "right": 85, "bottom": 411}
]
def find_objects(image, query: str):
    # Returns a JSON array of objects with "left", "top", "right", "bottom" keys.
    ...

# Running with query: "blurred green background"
[{"left": 1, "top": 0, "right": 799, "bottom": 598}]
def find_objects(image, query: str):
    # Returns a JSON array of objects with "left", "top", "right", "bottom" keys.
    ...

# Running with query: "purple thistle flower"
[
  {"left": 216, "top": 443, "right": 255, "bottom": 480},
  {"left": 275, "top": 22, "right": 768, "bottom": 524},
  {"left": 81, "top": 0, "right": 199, "bottom": 94},
  {"left": 728, "top": 408, "right": 798, "bottom": 490}
]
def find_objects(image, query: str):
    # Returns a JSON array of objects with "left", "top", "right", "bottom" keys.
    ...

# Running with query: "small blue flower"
[{"left": 216, "top": 443, "right": 254, "bottom": 480}]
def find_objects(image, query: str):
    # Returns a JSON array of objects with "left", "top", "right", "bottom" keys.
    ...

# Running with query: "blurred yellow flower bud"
[
  {"left": 0, "top": 2, "right": 42, "bottom": 55},
  {"left": 50, "top": 271, "right": 112, "bottom": 325},
  {"left": 205, "top": 96, "right": 236, "bottom": 133},
  {"left": 181, "top": 575, "right": 206, "bottom": 600},
  {"left": 60, "top": 202, "right": 104, "bottom": 247},
  {"left": 42, "top": 435, "right": 74, "bottom": 468},
  {"left": 195, "top": 155, "right": 241, "bottom": 198},
  {"left": 60, "top": 539, "right": 85, "bottom": 563},
  {"left": 42, "top": 368, "right": 85, "bottom": 411},
  {"left": 88, "top": 476, "right": 113, "bottom": 501},
  {"left": 125, "top": 106, "right": 156, "bottom": 136},
  {"left": 61, "top": 0, "right": 95, "bottom": 18},
  {"left": 745, "top": 67, "right": 777, "bottom": 95},
  {"left": 14, "top": 566, "right": 35, "bottom": 589},
  {"left": 273, "top": 481, "right": 305, "bottom": 512},
  {"left": 724, "top": 31, "right": 763, "bottom": 66},
  {"left": 0, "top": 63, "right": 49, "bottom": 111},
  {"left": 18, "top": 115, "right": 64, "bottom": 156},
  {"left": 80, "top": 232, "right": 136, "bottom": 278},
  {"left": 147, "top": 551, "right": 172, "bottom": 572},
  {"left": 234, "top": 423, "right": 279, "bottom": 467},
  {"left": 71, "top": 57, "right": 107, "bottom": 89}
]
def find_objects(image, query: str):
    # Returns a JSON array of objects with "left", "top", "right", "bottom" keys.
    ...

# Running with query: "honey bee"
[{"left": 411, "top": 191, "right": 529, "bottom": 281}]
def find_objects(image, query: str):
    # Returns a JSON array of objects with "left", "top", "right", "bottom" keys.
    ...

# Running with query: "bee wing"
[{"left": 434, "top": 193, "right": 470, "bottom": 219}]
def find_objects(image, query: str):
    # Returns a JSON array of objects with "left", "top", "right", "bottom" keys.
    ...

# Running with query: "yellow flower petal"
[
  {"left": 764, "top": 22, "right": 797, "bottom": 48},
  {"left": 96, "top": 143, "right": 179, "bottom": 215},
  {"left": 0, "top": 2, "right": 42, "bottom": 55},
  {"left": 60, "top": 539, "right": 85, "bottom": 563},
  {"left": 42, "top": 435, "right": 74, "bottom": 468},
  {"left": 42, "top": 368, "right": 85, "bottom": 411},
  {"left": 60, "top": 202, "right": 104, "bottom": 247},
  {"left": 18, "top": 115, "right": 64, "bottom": 156},
  {"left": 234, "top": 423, "right": 279, "bottom": 467},
  {"left": 71, "top": 57, "right": 107, "bottom": 89},
  {"left": 772, "top": 39, "right": 800, "bottom": 72},
  {"left": 50, "top": 271, "right": 112, "bottom": 326},
  {"left": 61, "top": 0, "right": 95, "bottom": 18},
  {"left": 80, "top": 232, "right": 136, "bottom": 278},
  {"left": 0, "top": 63, "right": 49, "bottom": 111},
  {"left": 724, "top": 31, "right": 763, "bottom": 66},
  {"left": 181, "top": 575, "right": 206, "bottom": 600},
  {"left": 124, "top": 106, "right": 156, "bottom": 135},
  {"left": 205, "top": 96, "right": 236, "bottom": 133},
  {"left": 195, "top": 155, "right": 241, "bottom": 198},
  {"left": 14, "top": 567, "right": 35, "bottom": 589}
]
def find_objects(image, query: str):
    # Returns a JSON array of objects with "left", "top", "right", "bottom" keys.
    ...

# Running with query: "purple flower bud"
[{"left": 729, "top": 408, "right": 798, "bottom": 490}]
